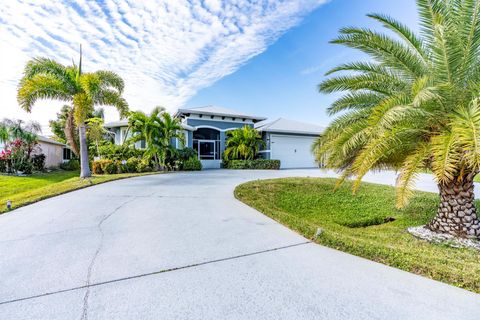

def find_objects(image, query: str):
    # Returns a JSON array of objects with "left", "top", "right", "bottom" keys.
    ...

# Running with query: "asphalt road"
[{"left": 0, "top": 169, "right": 478, "bottom": 319}]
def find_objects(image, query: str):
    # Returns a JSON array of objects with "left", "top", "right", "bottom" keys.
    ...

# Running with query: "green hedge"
[
  {"left": 182, "top": 157, "right": 202, "bottom": 171},
  {"left": 224, "top": 159, "right": 280, "bottom": 170}
]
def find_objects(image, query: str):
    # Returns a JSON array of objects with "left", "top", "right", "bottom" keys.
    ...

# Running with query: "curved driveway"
[{"left": 0, "top": 169, "right": 478, "bottom": 319}]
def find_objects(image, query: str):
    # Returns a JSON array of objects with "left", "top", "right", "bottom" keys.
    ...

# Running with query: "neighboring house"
[
  {"left": 37, "top": 136, "right": 72, "bottom": 168},
  {"left": 106, "top": 105, "right": 324, "bottom": 169},
  {"left": 1, "top": 136, "right": 72, "bottom": 168}
]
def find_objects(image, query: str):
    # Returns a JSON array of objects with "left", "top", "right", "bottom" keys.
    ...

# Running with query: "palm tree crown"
[{"left": 315, "top": 0, "right": 480, "bottom": 238}]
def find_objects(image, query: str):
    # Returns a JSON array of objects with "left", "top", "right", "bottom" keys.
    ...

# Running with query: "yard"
[
  {"left": 0, "top": 170, "right": 157, "bottom": 214},
  {"left": 235, "top": 178, "right": 480, "bottom": 293}
]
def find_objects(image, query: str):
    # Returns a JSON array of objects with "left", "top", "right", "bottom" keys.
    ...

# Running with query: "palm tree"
[
  {"left": 224, "top": 126, "right": 265, "bottom": 160},
  {"left": 157, "top": 112, "right": 185, "bottom": 167},
  {"left": 127, "top": 108, "right": 184, "bottom": 169},
  {"left": 127, "top": 107, "right": 164, "bottom": 169},
  {"left": 314, "top": 0, "right": 480, "bottom": 239},
  {"left": 17, "top": 46, "right": 128, "bottom": 178}
]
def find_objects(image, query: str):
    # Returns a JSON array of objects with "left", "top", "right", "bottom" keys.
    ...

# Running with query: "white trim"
[{"left": 257, "top": 150, "right": 271, "bottom": 153}]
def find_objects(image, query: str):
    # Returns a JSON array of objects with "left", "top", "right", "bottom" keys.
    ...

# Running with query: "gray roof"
[
  {"left": 255, "top": 118, "right": 324, "bottom": 135},
  {"left": 37, "top": 135, "right": 67, "bottom": 146},
  {"left": 176, "top": 105, "right": 267, "bottom": 122}
]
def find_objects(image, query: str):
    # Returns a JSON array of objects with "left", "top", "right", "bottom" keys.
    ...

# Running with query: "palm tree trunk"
[
  {"left": 428, "top": 175, "right": 480, "bottom": 239},
  {"left": 78, "top": 124, "right": 91, "bottom": 178},
  {"left": 65, "top": 109, "right": 80, "bottom": 156}
]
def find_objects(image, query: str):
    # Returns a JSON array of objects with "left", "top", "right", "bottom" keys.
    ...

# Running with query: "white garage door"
[{"left": 270, "top": 134, "right": 318, "bottom": 169}]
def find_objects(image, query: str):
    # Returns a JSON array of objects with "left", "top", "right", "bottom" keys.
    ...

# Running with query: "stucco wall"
[{"left": 38, "top": 142, "right": 63, "bottom": 168}]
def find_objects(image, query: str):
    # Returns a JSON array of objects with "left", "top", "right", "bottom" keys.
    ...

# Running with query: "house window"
[{"left": 63, "top": 148, "right": 72, "bottom": 161}]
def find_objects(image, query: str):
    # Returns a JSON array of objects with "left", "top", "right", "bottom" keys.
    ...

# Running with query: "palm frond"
[{"left": 17, "top": 74, "right": 71, "bottom": 111}]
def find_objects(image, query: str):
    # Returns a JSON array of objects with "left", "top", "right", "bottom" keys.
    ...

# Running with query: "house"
[
  {"left": 36, "top": 136, "right": 72, "bottom": 168},
  {"left": 106, "top": 105, "right": 324, "bottom": 169},
  {"left": 1, "top": 135, "right": 72, "bottom": 168}
]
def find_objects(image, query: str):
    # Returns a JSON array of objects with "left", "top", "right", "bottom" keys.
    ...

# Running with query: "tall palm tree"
[
  {"left": 17, "top": 47, "right": 128, "bottom": 178},
  {"left": 224, "top": 126, "right": 265, "bottom": 160},
  {"left": 314, "top": 0, "right": 480, "bottom": 239}
]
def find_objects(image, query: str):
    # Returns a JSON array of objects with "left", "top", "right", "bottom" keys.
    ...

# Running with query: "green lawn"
[
  {"left": 0, "top": 170, "right": 158, "bottom": 214},
  {"left": 235, "top": 178, "right": 480, "bottom": 293}
]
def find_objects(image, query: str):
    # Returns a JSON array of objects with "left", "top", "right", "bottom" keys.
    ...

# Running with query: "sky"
[{"left": 0, "top": 0, "right": 418, "bottom": 134}]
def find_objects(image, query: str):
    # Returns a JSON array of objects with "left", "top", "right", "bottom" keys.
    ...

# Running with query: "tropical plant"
[
  {"left": 0, "top": 119, "right": 42, "bottom": 174},
  {"left": 86, "top": 117, "right": 113, "bottom": 157},
  {"left": 127, "top": 108, "right": 184, "bottom": 169},
  {"left": 224, "top": 126, "right": 265, "bottom": 161},
  {"left": 314, "top": 0, "right": 480, "bottom": 238},
  {"left": 17, "top": 46, "right": 128, "bottom": 178}
]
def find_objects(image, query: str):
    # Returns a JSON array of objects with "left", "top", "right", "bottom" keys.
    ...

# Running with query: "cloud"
[{"left": 0, "top": 0, "right": 326, "bottom": 131}]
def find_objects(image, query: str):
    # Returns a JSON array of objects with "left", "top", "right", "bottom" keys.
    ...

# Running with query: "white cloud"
[{"left": 0, "top": 0, "right": 325, "bottom": 133}]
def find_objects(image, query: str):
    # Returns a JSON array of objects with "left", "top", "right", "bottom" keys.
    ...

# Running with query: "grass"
[
  {"left": 0, "top": 170, "right": 158, "bottom": 214},
  {"left": 235, "top": 178, "right": 480, "bottom": 293}
]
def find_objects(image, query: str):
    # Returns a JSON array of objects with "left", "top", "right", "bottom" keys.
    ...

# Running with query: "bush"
[
  {"left": 224, "top": 159, "right": 280, "bottom": 170},
  {"left": 182, "top": 157, "right": 202, "bottom": 171},
  {"left": 92, "top": 159, "right": 106, "bottom": 174},
  {"left": 136, "top": 158, "right": 152, "bottom": 173},
  {"left": 103, "top": 160, "right": 118, "bottom": 174},
  {"left": 60, "top": 159, "right": 80, "bottom": 171},
  {"left": 126, "top": 157, "right": 140, "bottom": 173},
  {"left": 97, "top": 142, "right": 144, "bottom": 161},
  {"left": 31, "top": 154, "right": 46, "bottom": 171}
]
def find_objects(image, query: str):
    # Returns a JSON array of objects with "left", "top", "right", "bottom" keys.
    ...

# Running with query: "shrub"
[
  {"left": 60, "top": 159, "right": 80, "bottom": 171},
  {"left": 97, "top": 142, "right": 144, "bottom": 161},
  {"left": 224, "top": 159, "right": 280, "bottom": 170},
  {"left": 92, "top": 159, "right": 106, "bottom": 174},
  {"left": 182, "top": 157, "right": 202, "bottom": 171},
  {"left": 31, "top": 154, "right": 46, "bottom": 171},
  {"left": 177, "top": 147, "right": 197, "bottom": 161},
  {"left": 136, "top": 158, "right": 152, "bottom": 173},
  {"left": 126, "top": 157, "right": 140, "bottom": 173},
  {"left": 103, "top": 160, "right": 118, "bottom": 174}
]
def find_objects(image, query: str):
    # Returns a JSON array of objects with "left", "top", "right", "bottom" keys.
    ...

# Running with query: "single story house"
[
  {"left": 36, "top": 135, "right": 72, "bottom": 168},
  {"left": 105, "top": 105, "right": 324, "bottom": 169},
  {"left": 0, "top": 135, "right": 72, "bottom": 168}
]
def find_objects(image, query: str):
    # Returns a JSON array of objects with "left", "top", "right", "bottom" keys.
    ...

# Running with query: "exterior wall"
[{"left": 38, "top": 142, "right": 64, "bottom": 168}]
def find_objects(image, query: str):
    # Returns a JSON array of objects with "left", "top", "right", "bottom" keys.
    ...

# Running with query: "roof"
[
  {"left": 255, "top": 118, "right": 324, "bottom": 135},
  {"left": 104, "top": 119, "right": 194, "bottom": 131},
  {"left": 104, "top": 119, "right": 128, "bottom": 128},
  {"left": 37, "top": 135, "right": 67, "bottom": 146},
  {"left": 175, "top": 105, "right": 267, "bottom": 122}
]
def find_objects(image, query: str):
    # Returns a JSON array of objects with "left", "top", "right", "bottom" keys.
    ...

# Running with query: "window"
[{"left": 63, "top": 148, "right": 72, "bottom": 160}]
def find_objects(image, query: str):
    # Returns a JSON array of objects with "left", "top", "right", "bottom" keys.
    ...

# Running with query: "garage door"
[{"left": 270, "top": 134, "right": 318, "bottom": 169}]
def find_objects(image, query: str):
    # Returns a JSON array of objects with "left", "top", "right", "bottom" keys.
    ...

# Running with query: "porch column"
[{"left": 220, "top": 131, "right": 226, "bottom": 159}]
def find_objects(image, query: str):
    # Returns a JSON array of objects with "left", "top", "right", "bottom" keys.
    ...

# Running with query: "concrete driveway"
[{"left": 0, "top": 169, "right": 478, "bottom": 319}]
